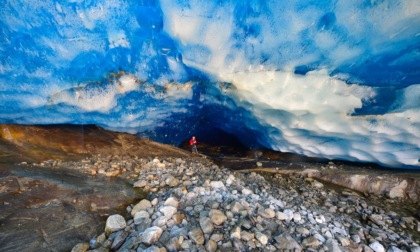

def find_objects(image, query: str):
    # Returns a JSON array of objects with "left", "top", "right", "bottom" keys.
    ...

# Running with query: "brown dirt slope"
[{"left": 0, "top": 124, "right": 190, "bottom": 163}]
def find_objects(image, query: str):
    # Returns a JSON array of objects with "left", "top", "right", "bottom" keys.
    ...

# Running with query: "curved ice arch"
[{"left": 221, "top": 70, "right": 420, "bottom": 168}]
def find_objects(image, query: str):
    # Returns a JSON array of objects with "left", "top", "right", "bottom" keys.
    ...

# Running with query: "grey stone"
[
  {"left": 242, "top": 188, "right": 253, "bottom": 196},
  {"left": 111, "top": 230, "right": 128, "bottom": 250},
  {"left": 255, "top": 232, "right": 268, "bottom": 245},
  {"left": 141, "top": 226, "right": 163, "bottom": 245},
  {"left": 336, "top": 234, "right": 350, "bottom": 247},
  {"left": 165, "top": 237, "right": 180, "bottom": 252},
  {"left": 351, "top": 234, "right": 361, "bottom": 243},
  {"left": 133, "top": 210, "right": 149, "bottom": 223},
  {"left": 118, "top": 233, "right": 143, "bottom": 251},
  {"left": 159, "top": 206, "right": 177, "bottom": 219},
  {"left": 209, "top": 209, "right": 227, "bottom": 225},
  {"left": 313, "top": 233, "right": 325, "bottom": 243},
  {"left": 199, "top": 216, "right": 214, "bottom": 234},
  {"left": 274, "top": 234, "right": 302, "bottom": 251},
  {"left": 369, "top": 241, "right": 385, "bottom": 252},
  {"left": 210, "top": 233, "right": 224, "bottom": 242},
  {"left": 140, "top": 245, "right": 160, "bottom": 252},
  {"left": 302, "top": 236, "right": 320, "bottom": 248},
  {"left": 189, "top": 227, "right": 205, "bottom": 245},
  {"left": 410, "top": 247, "right": 420, "bottom": 252},
  {"left": 135, "top": 217, "right": 152, "bottom": 233},
  {"left": 230, "top": 201, "right": 243, "bottom": 214},
  {"left": 369, "top": 214, "right": 385, "bottom": 226},
  {"left": 258, "top": 208, "right": 276, "bottom": 219},
  {"left": 388, "top": 246, "right": 403, "bottom": 252},
  {"left": 230, "top": 226, "right": 241, "bottom": 239},
  {"left": 205, "top": 240, "right": 217, "bottom": 252},
  {"left": 152, "top": 216, "right": 168, "bottom": 227},
  {"left": 325, "top": 238, "right": 342, "bottom": 252},
  {"left": 180, "top": 240, "right": 192, "bottom": 250},
  {"left": 210, "top": 181, "right": 225, "bottom": 189},
  {"left": 296, "top": 226, "right": 310, "bottom": 235},
  {"left": 293, "top": 212, "right": 302, "bottom": 222},
  {"left": 131, "top": 199, "right": 152, "bottom": 217},
  {"left": 283, "top": 209, "right": 294, "bottom": 222},
  {"left": 105, "top": 214, "right": 127, "bottom": 234}
]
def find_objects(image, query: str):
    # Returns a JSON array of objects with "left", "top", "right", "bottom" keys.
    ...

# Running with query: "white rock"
[
  {"left": 164, "top": 197, "right": 179, "bottom": 208},
  {"left": 133, "top": 210, "right": 149, "bottom": 221},
  {"left": 226, "top": 175, "right": 235, "bottom": 186},
  {"left": 276, "top": 211, "right": 287, "bottom": 220},
  {"left": 141, "top": 226, "right": 163, "bottom": 245},
  {"left": 389, "top": 246, "right": 403, "bottom": 252},
  {"left": 314, "top": 233, "right": 326, "bottom": 243},
  {"left": 210, "top": 181, "right": 225, "bottom": 189},
  {"left": 255, "top": 232, "right": 268, "bottom": 245},
  {"left": 159, "top": 206, "right": 177, "bottom": 219},
  {"left": 284, "top": 209, "right": 294, "bottom": 222},
  {"left": 242, "top": 188, "right": 253, "bottom": 196},
  {"left": 105, "top": 214, "right": 126, "bottom": 234},
  {"left": 270, "top": 198, "right": 284, "bottom": 208},
  {"left": 410, "top": 247, "right": 420, "bottom": 252},
  {"left": 369, "top": 241, "right": 385, "bottom": 252},
  {"left": 293, "top": 212, "right": 302, "bottom": 222},
  {"left": 230, "top": 226, "right": 241, "bottom": 240}
]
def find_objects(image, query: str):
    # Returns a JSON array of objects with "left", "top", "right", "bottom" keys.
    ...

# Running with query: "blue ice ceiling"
[{"left": 1, "top": 0, "right": 419, "bottom": 168}]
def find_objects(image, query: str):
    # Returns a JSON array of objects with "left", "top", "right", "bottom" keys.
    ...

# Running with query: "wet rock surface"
[
  {"left": 0, "top": 164, "right": 144, "bottom": 252},
  {"left": 66, "top": 156, "right": 420, "bottom": 252}
]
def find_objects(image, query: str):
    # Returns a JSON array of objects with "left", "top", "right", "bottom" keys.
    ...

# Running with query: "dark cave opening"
[{"left": 178, "top": 127, "right": 249, "bottom": 157}]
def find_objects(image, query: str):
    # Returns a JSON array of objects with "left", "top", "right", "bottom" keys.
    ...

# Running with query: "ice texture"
[{"left": 0, "top": 0, "right": 419, "bottom": 168}]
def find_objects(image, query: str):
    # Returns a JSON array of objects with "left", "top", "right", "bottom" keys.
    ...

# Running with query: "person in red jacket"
[{"left": 190, "top": 136, "right": 198, "bottom": 154}]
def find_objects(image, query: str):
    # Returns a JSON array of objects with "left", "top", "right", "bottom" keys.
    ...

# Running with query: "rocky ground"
[
  {"left": 2, "top": 124, "right": 419, "bottom": 252},
  {"left": 51, "top": 154, "right": 420, "bottom": 252}
]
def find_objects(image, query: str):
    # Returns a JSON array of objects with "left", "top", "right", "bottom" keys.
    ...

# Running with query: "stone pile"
[{"left": 70, "top": 157, "right": 420, "bottom": 252}]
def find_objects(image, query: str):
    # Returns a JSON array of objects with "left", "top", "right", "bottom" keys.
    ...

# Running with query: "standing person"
[{"left": 190, "top": 136, "right": 198, "bottom": 154}]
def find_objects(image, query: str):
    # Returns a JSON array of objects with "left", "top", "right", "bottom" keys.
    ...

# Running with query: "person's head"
[{"left": 192, "top": 136, "right": 195, "bottom": 139}]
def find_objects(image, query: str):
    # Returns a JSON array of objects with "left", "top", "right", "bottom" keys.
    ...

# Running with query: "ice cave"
[{"left": 0, "top": 0, "right": 419, "bottom": 168}]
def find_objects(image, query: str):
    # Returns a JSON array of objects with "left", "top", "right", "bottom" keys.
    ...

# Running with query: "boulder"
[{"left": 105, "top": 214, "right": 126, "bottom": 234}]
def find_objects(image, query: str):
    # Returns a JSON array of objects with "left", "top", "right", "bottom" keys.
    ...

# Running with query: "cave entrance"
[{"left": 179, "top": 127, "right": 249, "bottom": 157}]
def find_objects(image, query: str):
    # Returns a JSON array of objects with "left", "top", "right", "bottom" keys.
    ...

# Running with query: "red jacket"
[{"left": 190, "top": 138, "right": 197, "bottom": 145}]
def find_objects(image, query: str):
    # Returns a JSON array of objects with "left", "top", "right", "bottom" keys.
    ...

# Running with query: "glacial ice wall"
[{"left": 0, "top": 0, "right": 419, "bottom": 168}]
